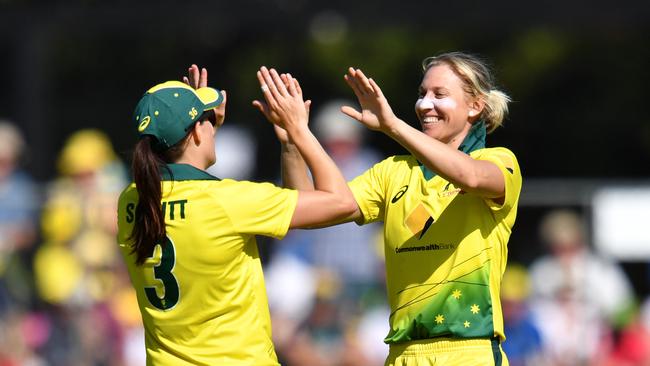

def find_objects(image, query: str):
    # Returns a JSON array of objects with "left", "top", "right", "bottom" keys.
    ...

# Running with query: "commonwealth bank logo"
[{"left": 404, "top": 202, "right": 434, "bottom": 239}]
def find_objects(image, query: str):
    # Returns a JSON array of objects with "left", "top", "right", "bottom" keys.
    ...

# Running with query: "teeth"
[{"left": 422, "top": 117, "right": 440, "bottom": 123}]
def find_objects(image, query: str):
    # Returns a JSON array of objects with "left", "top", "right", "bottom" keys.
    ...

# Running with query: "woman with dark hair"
[{"left": 117, "top": 65, "right": 356, "bottom": 365}]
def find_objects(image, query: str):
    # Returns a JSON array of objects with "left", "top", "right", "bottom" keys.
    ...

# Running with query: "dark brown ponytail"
[
  {"left": 129, "top": 123, "right": 198, "bottom": 264},
  {"left": 130, "top": 136, "right": 166, "bottom": 265}
]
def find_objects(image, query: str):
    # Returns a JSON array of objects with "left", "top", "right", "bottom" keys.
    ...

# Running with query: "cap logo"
[
  {"left": 138, "top": 116, "right": 151, "bottom": 132},
  {"left": 189, "top": 107, "right": 198, "bottom": 120}
]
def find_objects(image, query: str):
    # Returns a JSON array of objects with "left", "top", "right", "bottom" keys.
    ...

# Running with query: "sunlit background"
[{"left": 1, "top": 1, "right": 650, "bottom": 365}]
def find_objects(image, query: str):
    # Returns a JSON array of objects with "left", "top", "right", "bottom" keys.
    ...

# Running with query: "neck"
[
  {"left": 174, "top": 153, "right": 208, "bottom": 170},
  {"left": 446, "top": 123, "right": 473, "bottom": 150}
]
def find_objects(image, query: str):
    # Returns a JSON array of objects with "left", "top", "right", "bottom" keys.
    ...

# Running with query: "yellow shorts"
[{"left": 385, "top": 337, "right": 508, "bottom": 366}]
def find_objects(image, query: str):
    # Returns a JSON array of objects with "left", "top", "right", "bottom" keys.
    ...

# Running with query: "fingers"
[
  {"left": 279, "top": 73, "right": 303, "bottom": 97},
  {"left": 257, "top": 69, "right": 276, "bottom": 105},
  {"left": 304, "top": 100, "right": 311, "bottom": 114},
  {"left": 215, "top": 90, "right": 227, "bottom": 112},
  {"left": 184, "top": 64, "right": 209, "bottom": 89},
  {"left": 213, "top": 90, "right": 227, "bottom": 125},
  {"left": 252, "top": 100, "right": 269, "bottom": 116},
  {"left": 199, "top": 67, "right": 208, "bottom": 88},
  {"left": 344, "top": 68, "right": 365, "bottom": 98},
  {"left": 368, "top": 78, "right": 384, "bottom": 98},
  {"left": 285, "top": 73, "right": 297, "bottom": 95},
  {"left": 259, "top": 66, "right": 282, "bottom": 101},
  {"left": 256, "top": 70, "right": 267, "bottom": 90},
  {"left": 354, "top": 69, "right": 375, "bottom": 94},
  {"left": 280, "top": 73, "right": 291, "bottom": 89},
  {"left": 290, "top": 74, "right": 303, "bottom": 96},
  {"left": 269, "top": 68, "right": 288, "bottom": 96},
  {"left": 187, "top": 64, "right": 200, "bottom": 89},
  {"left": 341, "top": 105, "right": 363, "bottom": 122}
]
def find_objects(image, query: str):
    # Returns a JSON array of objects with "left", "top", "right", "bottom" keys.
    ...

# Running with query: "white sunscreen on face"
[{"left": 415, "top": 97, "right": 435, "bottom": 111}]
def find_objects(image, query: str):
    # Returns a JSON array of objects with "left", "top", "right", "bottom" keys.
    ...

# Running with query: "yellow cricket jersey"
[
  {"left": 349, "top": 147, "right": 521, "bottom": 344},
  {"left": 116, "top": 164, "right": 298, "bottom": 365}
]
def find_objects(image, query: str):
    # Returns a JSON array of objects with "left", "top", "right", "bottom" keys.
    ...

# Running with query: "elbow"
[
  {"left": 343, "top": 196, "right": 358, "bottom": 217},
  {"left": 334, "top": 194, "right": 358, "bottom": 219},
  {"left": 462, "top": 176, "right": 481, "bottom": 191},
  {"left": 458, "top": 167, "right": 485, "bottom": 191}
]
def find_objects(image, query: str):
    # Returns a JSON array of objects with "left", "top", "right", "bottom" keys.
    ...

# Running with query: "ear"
[
  {"left": 468, "top": 98, "right": 485, "bottom": 119},
  {"left": 190, "top": 122, "right": 202, "bottom": 146}
]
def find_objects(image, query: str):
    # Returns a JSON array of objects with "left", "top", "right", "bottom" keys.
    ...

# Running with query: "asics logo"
[{"left": 391, "top": 185, "right": 409, "bottom": 203}]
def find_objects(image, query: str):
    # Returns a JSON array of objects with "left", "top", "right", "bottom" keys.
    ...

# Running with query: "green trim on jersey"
[
  {"left": 420, "top": 121, "right": 486, "bottom": 180},
  {"left": 349, "top": 143, "right": 522, "bottom": 344},
  {"left": 390, "top": 263, "right": 495, "bottom": 340},
  {"left": 161, "top": 163, "right": 220, "bottom": 181}
]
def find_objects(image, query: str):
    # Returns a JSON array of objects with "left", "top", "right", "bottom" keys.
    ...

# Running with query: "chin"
[{"left": 421, "top": 125, "right": 441, "bottom": 139}]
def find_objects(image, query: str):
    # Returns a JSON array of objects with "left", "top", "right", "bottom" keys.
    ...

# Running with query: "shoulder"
[
  {"left": 472, "top": 147, "right": 520, "bottom": 172},
  {"left": 212, "top": 178, "right": 279, "bottom": 191},
  {"left": 375, "top": 154, "right": 419, "bottom": 170},
  {"left": 204, "top": 178, "right": 291, "bottom": 201},
  {"left": 356, "top": 155, "right": 418, "bottom": 182},
  {"left": 473, "top": 147, "right": 517, "bottom": 160},
  {"left": 118, "top": 183, "right": 137, "bottom": 203}
]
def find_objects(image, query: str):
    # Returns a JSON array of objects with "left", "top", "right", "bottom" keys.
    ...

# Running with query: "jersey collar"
[
  {"left": 161, "top": 163, "right": 221, "bottom": 181},
  {"left": 420, "top": 121, "right": 486, "bottom": 180}
]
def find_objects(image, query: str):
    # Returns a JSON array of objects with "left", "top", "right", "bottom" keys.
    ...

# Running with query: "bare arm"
[
  {"left": 253, "top": 76, "right": 314, "bottom": 191},
  {"left": 255, "top": 67, "right": 358, "bottom": 228},
  {"left": 280, "top": 141, "right": 314, "bottom": 190},
  {"left": 342, "top": 67, "right": 504, "bottom": 199},
  {"left": 384, "top": 121, "right": 504, "bottom": 198}
]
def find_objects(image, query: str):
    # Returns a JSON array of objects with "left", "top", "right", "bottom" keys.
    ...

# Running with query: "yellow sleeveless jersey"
[
  {"left": 117, "top": 164, "right": 298, "bottom": 365},
  {"left": 349, "top": 147, "right": 521, "bottom": 344}
]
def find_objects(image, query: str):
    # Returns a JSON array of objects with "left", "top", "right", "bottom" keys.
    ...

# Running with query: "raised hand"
[
  {"left": 342, "top": 67, "right": 397, "bottom": 133},
  {"left": 183, "top": 64, "right": 227, "bottom": 126},
  {"left": 252, "top": 67, "right": 310, "bottom": 138},
  {"left": 269, "top": 100, "right": 311, "bottom": 144}
]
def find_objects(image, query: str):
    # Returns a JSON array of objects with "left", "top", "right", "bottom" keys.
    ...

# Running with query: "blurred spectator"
[
  {"left": 0, "top": 121, "right": 40, "bottom": 313},
  {"left": 529, "top": 209, "right": 634, "bottom": 366},
  {"left": 0, "top": 310, "right": 47, "bottom": 365},
  {"left": 501, "top": 262, "right": 544, "bottom": 366},
  {"left": 30, "top": 129, "right": 136, "bottom": 365},
  {"left": 267, "top": 100, "right": 387, "bottom": 365},
  {"left": 206, "top": 124, "right": 257, "bottom": 180},
  {"left": 601, "top": 296, "right": 650, "bottom": 366},
  {"left": 34, "top": 129, "right": 127, "bottom": 306}
]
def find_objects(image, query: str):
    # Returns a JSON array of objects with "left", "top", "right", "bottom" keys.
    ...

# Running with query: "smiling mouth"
[{"left": 421, "top": 116, "right": 442, "bottom": 125}]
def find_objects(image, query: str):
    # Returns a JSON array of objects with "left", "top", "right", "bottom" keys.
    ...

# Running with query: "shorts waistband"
[{"left": 388, "top": 337, "right": 498, "bottom": 356}]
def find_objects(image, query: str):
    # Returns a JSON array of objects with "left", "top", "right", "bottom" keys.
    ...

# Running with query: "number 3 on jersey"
[{"left": 144, "top": 236, "right": 180, "bottom": 310}]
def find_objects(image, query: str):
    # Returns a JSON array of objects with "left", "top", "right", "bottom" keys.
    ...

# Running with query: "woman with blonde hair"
[{"left": 279, "top": 52, "right": 522, "bottom": 365}]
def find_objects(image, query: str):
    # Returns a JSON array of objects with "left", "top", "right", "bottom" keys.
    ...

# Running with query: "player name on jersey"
[{"left": 125, "top": 199, "right": 188, "bottom": 223}]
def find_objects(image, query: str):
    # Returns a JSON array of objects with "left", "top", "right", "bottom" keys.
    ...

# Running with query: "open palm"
[
  {"left": 342, "top": 67, "right": 397, "bottom": 133},
  {"left": 253, "top": 71, "right": 311, "bottom": 144}
]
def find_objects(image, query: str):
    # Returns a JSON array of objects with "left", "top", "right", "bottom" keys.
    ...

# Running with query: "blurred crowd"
[{"left": 1, "top": 106, "right": 650, "bottom": 365}]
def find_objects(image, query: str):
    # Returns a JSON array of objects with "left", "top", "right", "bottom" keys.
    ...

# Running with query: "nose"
[{"left": 415, "top": 97, "right": 435, "bottom": 111}]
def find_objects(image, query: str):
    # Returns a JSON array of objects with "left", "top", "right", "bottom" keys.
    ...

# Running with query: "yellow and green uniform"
[
  {"left": 117, "top": 164, "right": 297, "bottom": 366},
  {"left": 349, "top": 124, "right": 521, "bottom": 354}
]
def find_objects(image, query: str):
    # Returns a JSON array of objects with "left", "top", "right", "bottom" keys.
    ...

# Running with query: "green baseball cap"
[{"left": 133, "top": 80, "right": 224, "bottom": 150}]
